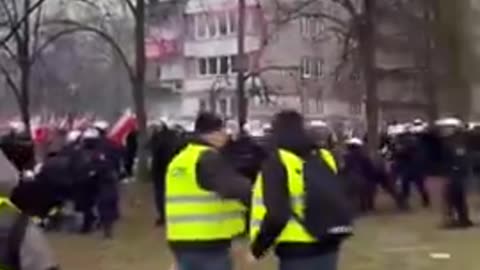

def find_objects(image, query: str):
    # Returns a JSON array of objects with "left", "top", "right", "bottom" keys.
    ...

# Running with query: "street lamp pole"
[{"left": 236, "top": 0, "right": 247, "bottom": 133}]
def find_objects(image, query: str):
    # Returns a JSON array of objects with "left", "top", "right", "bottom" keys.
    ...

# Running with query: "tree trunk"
[
  {"left": 20, "top": 0, "right": 32, "bottom": 138},
  {"left": 361, "top": 0, "right": 379, "bottom": 156},
  {"left": 436, "top": 0, "right": 470, "bottom": 120},
  {"left": 133, "top": 0, "right": 149, "bottom": 180},
  {"left": 423, "top": 0, "right": 438, "bottom": 124},
  {"left": 237, "top": 0, "right": 247, "bottom": 132}
]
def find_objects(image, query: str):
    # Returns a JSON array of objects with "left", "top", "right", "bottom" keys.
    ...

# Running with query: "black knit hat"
[{"left": 194, "top": 112, "right": 224, "bottom": 134}]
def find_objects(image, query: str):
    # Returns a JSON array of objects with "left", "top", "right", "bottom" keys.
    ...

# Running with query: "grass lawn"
[{"left": 49, "top": 183, "right": 480, "bottom": 270}]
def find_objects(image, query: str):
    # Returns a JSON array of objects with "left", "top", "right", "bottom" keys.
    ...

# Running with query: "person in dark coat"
[
  {"left": 221, "top": 134, "right": 267, "bottom": 183},
  {"left": 81, "top": 129, "right": 121, "bottom": 238},
  {"left": 391, "top": 133, "right": 430, "bottom": 209},
  {"left": 342, "top": 138, "right": 402, "bottom": 213},
  {"left": 0, "top": 131, "right": 36, "bottom": 173},
  {"left": 249, "top": 111, "right": 343, "bottom": 270},
  {"left": 439, "top": 131, "right": 474, "bottom": 229},
  {"left": 124, "top": 130, "right": 138, "bottom": 178},
  {"left": 150, "top": 124, "right": 187, "bottom": 226}
]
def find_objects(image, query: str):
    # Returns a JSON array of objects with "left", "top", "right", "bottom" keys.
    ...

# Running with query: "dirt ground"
[{"left": 49, "top": 183, "right": 480, "bottom": 270}]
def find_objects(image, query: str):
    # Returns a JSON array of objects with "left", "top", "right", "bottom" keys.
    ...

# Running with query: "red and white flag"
[{"left": 108, "top": 111, "right": 137, "bottom": 146}]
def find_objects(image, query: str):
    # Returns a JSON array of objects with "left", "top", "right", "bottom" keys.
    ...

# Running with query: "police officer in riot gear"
[{"left": 436, "top": 118, "right": 474, "bottom": 228}]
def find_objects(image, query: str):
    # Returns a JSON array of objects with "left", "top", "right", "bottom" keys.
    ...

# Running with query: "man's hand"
[
  {"left": 245, "top": 251, "right": 258, "bottom": 264},
  {"left": 168, "top": 261, "right": 177, "bottom": 270}
]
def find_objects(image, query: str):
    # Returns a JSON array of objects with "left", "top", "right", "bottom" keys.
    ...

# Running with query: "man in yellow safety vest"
[
  {"left": 248, "top": 111, "right": 345, "bottom": 270},
  {"left": 165, "top": 112, "right": 251, "bottom": 270}
]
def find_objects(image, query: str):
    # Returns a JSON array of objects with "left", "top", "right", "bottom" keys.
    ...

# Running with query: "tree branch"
[
  {"left": 40, "top": 19, "right": 135, "bottom": 84},
  {"left": 122, "top": 0, "right": 136, "bottom": 18},
  {"left": 0, "top": 63, "right": 21, "bottom": 103},
  {"left": 0, "top": 0, "right": 47, "bottom": 48},
  {"left": 31, "top": 4, "right": 43, "bottom": 53},
  {"left": 0, "top": 42, "right": 17, "bottom": 61},
  {"left": 331, "top": 0, "right": 358, "bottom": 18},
  {"left": 0, "top": 0, "right": 22, "bottom": 45},
  {"left": 272, "top": 0, "right": 348, "bottom": 29}
]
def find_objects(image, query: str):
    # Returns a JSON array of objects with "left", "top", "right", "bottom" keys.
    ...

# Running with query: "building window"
[
  {"left": 208, "top": 15, "right": 218, "bottom": 37},
  {"left": 199, "top": 99, "right": 207, "bottom": 112},
  {"left": 300, "top": 16, "right": 325, "bottom": 39},
  {"left": 208, "top": 57, "right": 218, "bottom": 74},
  {"left": 301, "top": 57, "right": 311, "bottom": 78},
  {"left": 195, "top": 14, "right": 208, "bottom": 39},
  {"left": 302, "top": 57, "right": 324, "bottom": 78},
  {"left": 230, "top": 97, "right": 237, "bottom": 116},
  {"left": 194, "top": 11, "right": 237, "bottom": 40},
  {"left": 219, "top": 98, "right": 228, "bottom": 116},
  {"left": 313, "top": 59, "right": 324, "bottom": 77},
  {"left": 155, "top": 63, "right": 161, "bottom": 78},
  {"left": 349, "top": 103, "right": 362, "bottom": 115},
  {"left": 350, "top": 72, "right": 360, "bottom": 81},
  {"left": 198, "top": 58, "right": 207, "bottom": 75},
  {"left": 317, "top": 99, "right": 324, "bottom": 113},
  {"left": 228, "top": 10, "right": 237, "bottom": 34},
  {"left": 219, "top": 56, "right": 229, "bottom": 74},
  {"left": 197, "top": 55, "right": 240, "bottom": 76},
  {"left": 219, "top": 12, "right": 228, "bottom": 35}
]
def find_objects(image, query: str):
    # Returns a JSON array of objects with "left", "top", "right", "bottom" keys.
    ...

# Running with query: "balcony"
[
  {"left": 184, "top": 35, "right": 261, "bottom": 57},
  {"left": 186, "top": 0, "right": 260, "bottom": 13}
]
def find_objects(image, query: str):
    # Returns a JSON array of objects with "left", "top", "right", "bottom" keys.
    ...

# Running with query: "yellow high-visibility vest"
[
  {"left": 0, "top": 197, "right": 21, "bottom": 270},
  {"left": 250, "top": 148, "right": 337, "bottom": 244},
  {"left": 0, "top": 198, "right": 18, "bottom": 212},
  {"left": 165, "top": 143, "right": 246, "bottom": 241}
]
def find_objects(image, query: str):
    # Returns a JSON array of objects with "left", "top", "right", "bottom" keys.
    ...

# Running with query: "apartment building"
[
  {"left": 374, "top": 0, "right": 429, "bottom": 123},
  {"left": 253, "top": 0, "right": 362, "bottom": 121},
  {"left": 145, "top": 0, "right": 185, "bottom": 118},
  {"left": 179, "top": 0, "right": 263, "bottom": 119}
]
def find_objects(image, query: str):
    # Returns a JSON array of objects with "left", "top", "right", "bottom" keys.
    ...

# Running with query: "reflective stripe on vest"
[
  {"left": 250, "top": 148, "right": 337, "bottom": 244},
  {"left": 165, "top": 144, "right": 245, "bottom": 241},
  {"left": 0, "top": 199, "right": 17, "bottom": 212}
]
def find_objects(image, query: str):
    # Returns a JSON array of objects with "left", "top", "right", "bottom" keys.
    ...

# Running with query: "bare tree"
[
  {"left": 433, "top": 0, "right": 476, "bottom": 120},
  {"left": 0, "top": 0, "right": 52, "bottom": 136},
  {"left": 268, "top": 0, "right": 378, "bottom": 152}
]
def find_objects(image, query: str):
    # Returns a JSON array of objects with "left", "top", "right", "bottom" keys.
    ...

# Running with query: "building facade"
[
  {"left": 144, "top": 0, "right": 361, "bottom": 121},
  {"left": 145, "top": 0, "right": 186, "bottom": 118},
  {"left": 180, "top": 0, "right": 262, "bottom": 119}
]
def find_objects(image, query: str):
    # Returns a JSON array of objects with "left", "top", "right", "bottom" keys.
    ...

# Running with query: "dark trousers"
[
  {"left": 81, "top": 208, "right": 96, "bottom": 233},
  {"left": 174, "top": 249, "right": 232, "bottom": 270},
  {"left": 125, "top": 151, "right": 136, "bottom": 177},
  {"left": 401, "top": 175, "right": 430, "bottom": 207},
  {"left": 152, "top": 176, "right": 165, "bottom": 224},
  {"left": 279, "top": 252, "right": 339, "bottom": 270},
  {"left": 445, "top": 181, "right": 471, "bottom": 224}
]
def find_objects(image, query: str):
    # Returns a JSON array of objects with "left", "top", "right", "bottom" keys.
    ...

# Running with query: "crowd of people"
[{"left": 0, "top": 109, "right": 478, "bottom": 270}]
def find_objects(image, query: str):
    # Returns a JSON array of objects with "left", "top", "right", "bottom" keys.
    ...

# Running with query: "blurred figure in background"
[
  {"left": 124, "top": 129, "right": 138, "bottom": 180},
  {"left": 81, "top": 128, "right": 121, "bottom": 238},
  {"left": 150, "top": 123, "right": 187, "bottom": 226},
  {"left": 391, "top": 131, "right": 430, "bottom": 209},
  {"left": 435, "top": 118, "right": 473, "bottom": 229},
  {"left": 342, "top": 138, "right": 375, "bottom": 213}
]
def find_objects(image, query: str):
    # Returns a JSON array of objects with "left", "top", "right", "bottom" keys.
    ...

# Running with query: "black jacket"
[{"left": 250, "top": 138, "right": 340, "bottom": 259}]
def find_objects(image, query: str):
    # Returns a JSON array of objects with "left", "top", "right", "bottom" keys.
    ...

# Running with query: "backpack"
[{"left": 292, "top": 150, "right": 354, "bottom": 243}]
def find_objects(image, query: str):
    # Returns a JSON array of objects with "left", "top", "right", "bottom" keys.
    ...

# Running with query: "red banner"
[
  {"left": 108, "top": 112, "right": 137, "bottom": 146},
  {"left": 145, "top": 39, "right": 178, "bottom": 60}
]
